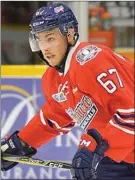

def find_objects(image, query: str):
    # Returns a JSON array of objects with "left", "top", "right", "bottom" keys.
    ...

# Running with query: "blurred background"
[
  {"left": 1, "top": 1, "right": 134, "bottom": 179},
  {"left": 1, "top": 1, "right": 134, "bottom": 64}
]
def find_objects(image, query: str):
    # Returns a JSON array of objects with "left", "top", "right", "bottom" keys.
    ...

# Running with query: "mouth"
[{"left": 46, "top": 55, "right": 55, "bottom": 59}]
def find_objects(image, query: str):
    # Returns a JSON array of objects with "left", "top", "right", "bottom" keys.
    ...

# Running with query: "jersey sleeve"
[
  {"left": 18, "top": 100, "right": 74, "bottom": 149},
  {"left": 18, "top": 72, "right": 74, "bottom": 149},
  {"left": 75, "top": 45, "right": 134, "bottom": 162}
]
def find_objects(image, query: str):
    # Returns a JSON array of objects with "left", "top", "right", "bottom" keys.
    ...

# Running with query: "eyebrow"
[
  {"left": 36, "top": 32, "right": 55, "bottom": 40},
  {"left": 36, "top": 29, "right": 58, "bottom": 39},
  {"left": 44, "top": 32, "right": 54, "bottom": 38}
]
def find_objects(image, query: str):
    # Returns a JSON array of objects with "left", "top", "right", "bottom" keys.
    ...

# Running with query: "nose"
[
  {"left": 42, "top": 47, "right": 51, "bottom": 57},
  {"left": 40, "top": 44, "right": 50, "bottom": 54},
  {"left": 44, "top": 48, "right": 49, "bottom": 52}
]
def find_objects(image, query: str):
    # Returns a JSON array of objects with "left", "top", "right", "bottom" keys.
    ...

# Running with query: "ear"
[{"left": 67, "top": 28, "right": 75, "bottom": 45}]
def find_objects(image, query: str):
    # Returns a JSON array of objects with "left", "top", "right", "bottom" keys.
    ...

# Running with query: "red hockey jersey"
[{"left": 18, "top": 41, "right": 134, "bottom": 163}]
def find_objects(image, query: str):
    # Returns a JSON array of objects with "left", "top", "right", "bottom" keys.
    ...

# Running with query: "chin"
[
  {"left": 48, "top": 61, "right": 58, "bottom": 67},
  {"left": 50, "top": 60, "right": 60, "bottom": 67}
]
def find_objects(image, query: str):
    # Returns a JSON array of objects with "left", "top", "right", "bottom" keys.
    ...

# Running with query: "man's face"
[{"left": 36, "top": 28, "right": 68, "bottom": 67}]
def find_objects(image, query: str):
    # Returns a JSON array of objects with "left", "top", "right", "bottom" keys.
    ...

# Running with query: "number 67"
[{"left": 97, "top": 68, "right": 124, "bottom": 93}]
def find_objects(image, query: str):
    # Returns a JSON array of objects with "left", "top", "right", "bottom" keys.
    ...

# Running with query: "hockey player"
[{"left": 1, "top": 3, "right": 135, "bottom": 179}]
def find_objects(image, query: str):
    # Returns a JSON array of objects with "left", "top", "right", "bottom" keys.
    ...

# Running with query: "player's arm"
[
  {"left": 18, "top": 99, "right": 74, "bottom": 148},
  {"left": 1, "top": 96, "right": 74, "bottom": 171},
  {"left": 75, "top": 45, "right": 134, "bottom": 163}
]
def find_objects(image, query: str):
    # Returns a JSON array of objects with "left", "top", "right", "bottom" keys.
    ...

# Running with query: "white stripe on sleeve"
[
  {"left": 40, "top": 110, "right": 46, "bottom": 125},
  {"left": 109, "top": 120, "right": 134, "bottom": 135}
]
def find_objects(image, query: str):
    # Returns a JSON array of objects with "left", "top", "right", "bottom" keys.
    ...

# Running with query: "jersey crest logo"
[
  {"left": 52, "top": 92, "right": 67, "bottom": 102},
  {"left": 76, "top": 45, "right": 102, "bottom": 65},
  {"left": 52, "top": 81, "right": 69, "bottom": 102}
]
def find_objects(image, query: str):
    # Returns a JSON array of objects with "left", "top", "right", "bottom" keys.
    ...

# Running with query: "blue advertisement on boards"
[{"left": 1, "top": 77, "right": 83, "bottom": 179}]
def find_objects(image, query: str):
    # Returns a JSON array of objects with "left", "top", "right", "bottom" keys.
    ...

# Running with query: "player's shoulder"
[
  {"left": 41, "top": 66, "right": 58, "bottom": 90},
  {"left": 73, "top": 42, "right": 110, "bottom": 67},
  {"left": 42, "top": 66, "right": 56, "bottom": 80}
]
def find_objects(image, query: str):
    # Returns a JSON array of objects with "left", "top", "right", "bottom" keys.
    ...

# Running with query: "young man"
[{"left": 1, "top": 3, "right": 135, "bottom": 179}]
